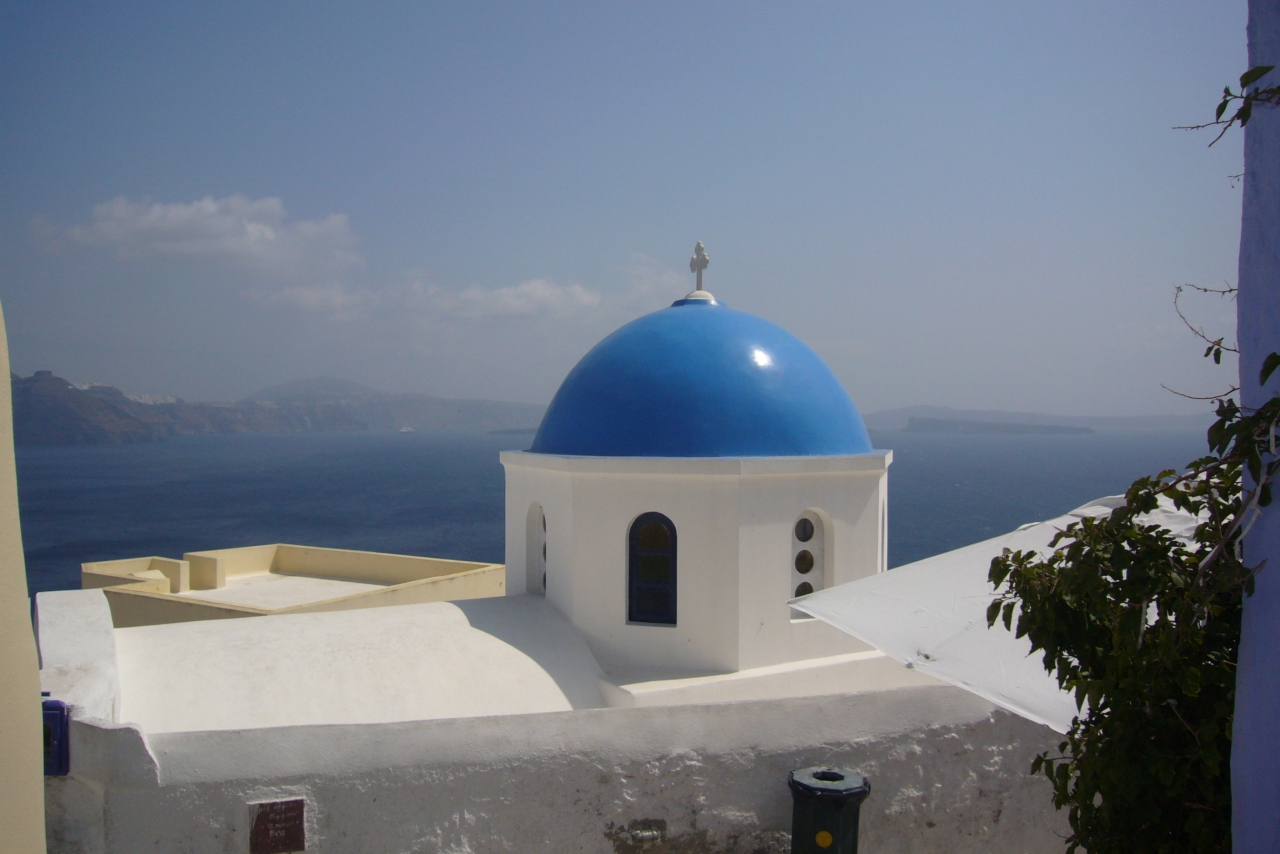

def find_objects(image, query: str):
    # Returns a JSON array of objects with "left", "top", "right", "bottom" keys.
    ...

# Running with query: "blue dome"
[{"left": 530, "top": 297, "right": 872, "bottom": 457}]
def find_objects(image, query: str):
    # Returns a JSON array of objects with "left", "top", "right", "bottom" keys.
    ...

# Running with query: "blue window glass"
[{"left": 628, "top": 512, "right": 677, "bottom": 625}]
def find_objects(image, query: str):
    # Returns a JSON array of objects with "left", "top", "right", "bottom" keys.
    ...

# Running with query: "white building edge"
[{"left": 39, "top": 273, "right": 1068, "bottom": 852}]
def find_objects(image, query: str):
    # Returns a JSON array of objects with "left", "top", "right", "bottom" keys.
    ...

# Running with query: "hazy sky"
[{"left": 0, "top": 3, "right": 1250, "bottom": 414}]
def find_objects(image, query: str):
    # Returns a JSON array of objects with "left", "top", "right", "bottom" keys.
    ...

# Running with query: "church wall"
[
  {"left": 543, "top": 470, "right": 577, "bottom": 620},
  {"left": 503, "top": 462, "right": 575, "bottom": 612},
  {"left": 736, "top": 467, "right": 886, "bottom": 670},
  {"left": 503, "top": 463, "right": 529, "bottom": 594},
  {"left": 503, "top": 453, "right": 891, "bottom": 675},
  {"left": 503, "top": 462, "right": 548, "bottom": 596},
  {"left": 567, "top": 471, "right": 741, "bottom": 674},
  {"left": 45, "top": 685, "right": 1067, "bottom": 854},
  {"left": 505, "top": 453, "right": 745, "bottom": 673}
]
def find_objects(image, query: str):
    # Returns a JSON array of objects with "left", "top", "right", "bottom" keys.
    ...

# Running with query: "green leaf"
[
  {"left": 986, "top": 599, "right": 1002, "bottom": 626},
  {"left": 989, "top": 554, "right": 1013, "bottom": 586},
  {"left": 1260, "top": 352, "right": 1280, "bottom": 385},
  {"left": 1240, "top": 65, "right": 1276, "bottom": 89},
  {"left": 1240, "top": 100, "right": 1254, "bottom": 126},
  {"left": 1216, "top": 99, "right": 1230, "bottom": 121}
]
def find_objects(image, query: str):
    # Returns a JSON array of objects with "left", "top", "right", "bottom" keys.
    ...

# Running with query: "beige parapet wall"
[
  {"left": 100, "top": 589, "right": 267, "bottom": 629},
  {"left": 84, "top": 544, "right": 505, "bottom": 628},
  {"left": 82, "top": 557, "right": 190, "bottom": 594}
]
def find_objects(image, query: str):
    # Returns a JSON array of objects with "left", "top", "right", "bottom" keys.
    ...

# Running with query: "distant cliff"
[{"left": 10, "top": 372, "right": 545, "bottom": 446}]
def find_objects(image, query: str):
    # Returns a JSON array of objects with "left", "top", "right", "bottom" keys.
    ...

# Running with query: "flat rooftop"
[
  {"left": 175, "top": 572, "right": 386, "bottom": 610},
  {"left": 37, "top": 589, "right": 942, "bottom": 734},
  {"left": 80, "top": 543, "right": 505, "bottom": 627}
]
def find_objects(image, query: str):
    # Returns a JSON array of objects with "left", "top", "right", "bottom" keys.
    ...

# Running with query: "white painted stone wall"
[
  {"left": 1234, "top": 2, "right": 1280, "bottom": 849},
  {"left": 502, "top": 453, "right": 888, "bottom": 673},
  {"left": 46, "top": 685, "right": 1067, "bottom": 854},
  {"left": 37, "top": 590, "right": 120, "bottom": 723},
  {"left": 736, "top": 466, "right": 888, "bottom": 669}
]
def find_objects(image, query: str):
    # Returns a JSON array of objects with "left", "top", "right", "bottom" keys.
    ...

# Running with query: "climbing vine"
[{"left": 987, "top": 66, "right": 1280, "bottom": 853}]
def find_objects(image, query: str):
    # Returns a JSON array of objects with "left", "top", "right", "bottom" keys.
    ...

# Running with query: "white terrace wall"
[{"left": 47, "top": 686, "right": 1067, "bottom": 854}]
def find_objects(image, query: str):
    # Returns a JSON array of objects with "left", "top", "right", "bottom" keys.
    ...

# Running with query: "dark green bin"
[{"left": 788, "top": 767, "right": 870, "bottom": 853}]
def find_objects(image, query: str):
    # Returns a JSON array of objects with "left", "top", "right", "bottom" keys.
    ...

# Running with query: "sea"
[{"left": 16, "top": 428, "right": 1212, "bottom": 598}]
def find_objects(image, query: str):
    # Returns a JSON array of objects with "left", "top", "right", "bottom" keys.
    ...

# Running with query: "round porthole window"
[
  {"left": 794, "top": 517, "right": 814, "bottom": 542},
  {"left": 794, "top": 550, "right": 814, "bottom": 574},
  {"left": 794, "top": 581, "right": 814, "bottom": 597}
]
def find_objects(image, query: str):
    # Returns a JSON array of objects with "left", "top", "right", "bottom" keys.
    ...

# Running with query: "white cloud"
[
  {"left": 267, "top": 276, "right": 602, "bottom": 323},
  {"left": 59, "top": 191, "right": 651, "bottom": 330},
  {"left": 618, "top": 253, "right": 688, "bottom": 307},
  {"left": 430, "top": 278, "right": 601, "bottom": 318},
  {"left": 269, "top": 283, "right": 366, "bottom": 313},
  {"left": 67, "top": 194, "right": 361, "bottom": 280}
]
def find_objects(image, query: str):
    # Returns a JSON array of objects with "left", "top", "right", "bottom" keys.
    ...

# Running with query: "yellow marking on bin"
[{"left": 815, "top": 829, "right": 834, "bottom": 848}]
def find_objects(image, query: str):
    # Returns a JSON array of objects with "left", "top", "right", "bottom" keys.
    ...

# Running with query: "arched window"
[{"left": 628, "top": 512, "right": 677, "bottom": 625}]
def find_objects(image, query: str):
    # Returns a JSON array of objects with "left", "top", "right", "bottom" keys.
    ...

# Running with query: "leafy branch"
[
  {"left": 1177, "top": 65, "right": 1280, "bottom": 146},
  {"left": 987, "top": 353, "right": 1278, "bottom": 852}
]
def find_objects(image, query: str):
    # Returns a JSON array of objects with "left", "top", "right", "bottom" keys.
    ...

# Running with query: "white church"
[
  {"left": 504, "top": 246, "right": 889, "bottom": 677},
  {"left": 34, "top": 247, "right": 1068, "bottom": 853}
]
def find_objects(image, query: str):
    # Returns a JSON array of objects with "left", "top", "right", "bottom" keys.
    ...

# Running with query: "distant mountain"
[
  {"left": 864, "top": 405, "right": 1213, "bottom": 435},
  {"left": 10, "top": 372, "right": 545, "bottom": 446},
  {"left": 18, "top": 372, "right": 1210, "bottom": 448},
  {"left": 243, "top": 377, "right": 546, "bottom": 432},
  {"left": 12, "top": 371, "right": 164, "bottom": 445}
]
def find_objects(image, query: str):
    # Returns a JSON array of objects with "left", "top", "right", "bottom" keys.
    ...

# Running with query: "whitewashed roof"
[
  {"left": 792, "top": 496, "right": 1202, "bottom": 733},
  {"left": 114, "top": 596, "right": 609, "bottom": 733}
]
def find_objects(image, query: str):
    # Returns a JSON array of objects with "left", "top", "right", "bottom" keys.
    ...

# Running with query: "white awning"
[{"left": 790, "top": 496, "right": 1202, "bottom": 733}]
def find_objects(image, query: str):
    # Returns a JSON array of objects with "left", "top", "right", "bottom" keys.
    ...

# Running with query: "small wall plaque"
[{"left": 249, "top": 799, "right": 306, "bottom": 853}]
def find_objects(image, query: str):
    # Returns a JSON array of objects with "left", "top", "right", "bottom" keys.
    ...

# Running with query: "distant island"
[
  {"left": 903, "top": 417, "right": 1094, "bottom": 435},
  {"left": 10, "top": 372, "right": 545, "bottom": 447},
  {"left": 863, "top": 405, "right": 1212, "bottom": 435}
]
